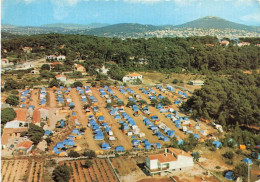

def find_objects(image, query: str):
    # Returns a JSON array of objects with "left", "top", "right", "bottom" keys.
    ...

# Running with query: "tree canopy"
[{"left": 1, "top": 108, "right": 16, "bottom": 125}]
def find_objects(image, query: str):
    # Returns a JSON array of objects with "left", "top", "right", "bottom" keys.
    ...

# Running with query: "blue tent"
[
  {"left": 213, "top": 141, "right": 222, "bottom": 148},
  {"left": 166, "top": 114, "right": 172, "bottom": 118},
  {"left": 150, "top": 126, "right": 159, "bottom": 131},
  {"left": 175, "top": 124, "right": 181, "bottom": 129},
  {"left": 60, "top": 120, "right": 65, "bottom": 128},
  {"left": 155, "top": 143, "right": 161, "bottom": 149},
  {"left": 151, "top": 116, "right": 159, "bottom": 120},
  {"left": 63, "top": 139, "right": 75, "bottom": 146},
  {"left": 164, "top": 127, "right": 170, "bottom": 133},
  {"left": 98, "top": 116, "right": 105, "bottom": 121},
  {"left": 193, "top": 134, "right": 200, "bottom": 139},
  {"left": 145, "top": 144, "right": 151, "bottom": 150},
  {"left": 242, "top": 158, "right": 252, "bottom": 164},
  {"left": 252, "top": 152, "right": 260, "bottom": 160},
  {"left": 114, "top": 115, "right": 121, "bottom": 119},
  {"left": 155, "top": 132, "right": 163, "bottom": 137},
  {"left": 94, "top": 135, "right": 104, "bottom": 140},
  {"left": 72, "top": 128, "right": 80, "bottom": 135},
  {"left": 72, "top": 112, "right": 76, "bottom": 116},
  {"left": 69, "top": 102, "right": 75, "bottom": 107},
  {"left": 44, "top": 130, "right": 52, "bottom": 135},
  {"left": 224, "top": 171, "right": 235, "bottom": 181},
  {"left": 174, "top": 120, "right": 181, "bottom": 124},
  {"left": 53, "top": 146, "right": 58, "bottom": 151},
  {"left": 115, "top": 146, "right": 125, "bottom": 152},
  {"left": 57, "top": 142, "right": 65, "bottom": 148},
  {"left": 132, "top": 139, "right": 139, "bottom": 146},
  {"left": 178, "top": 139, "right": 184, "bottom": 145},
  {"left": 27, "top": 105, "right": 35, "bottom": 109},
  {"left": 101, "top": 143, "right": 111, "bottom": 150},
  {"left": 156, "top": 104, "right": 163, "bottom": 109},
  {"left": 167, "top": 130, "right": 175, "bottom": 137},
  {"left": 161, "top": 136, "right": 170, "bottom": 142}
]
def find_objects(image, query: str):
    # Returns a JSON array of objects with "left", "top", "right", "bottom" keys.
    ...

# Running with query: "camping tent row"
[
  {"left": 156, "top": 85, "right": 176, "bottom": 96},
  {"left": 56, "top": 90, "right": 64, "bottom": 104},
  {"left": 88, "top": 95, "right": 98, "bottom": 105},
  {"left": 84, "top": 86, "right": 92, "bottom": 94},
  {"left": 178, "top": 91, "right": 188, "bottom": 98},
  {"left": 132, "top": 139, "right": 161, "bottom": 149},
  {"left": 52, "top": 138, "right": 76, "bottom": 155},
  {"left": 88, "top": 118, "right": 105, "bottom": 140},
  {"left": 39, "top": 87, "right": 47, "bottom": 106},
  {"left": 126, "top": 88, "right": 135, "bottom": 94},
  {"left": 20, "top": 89, "right": 31, "bottom": 107}
]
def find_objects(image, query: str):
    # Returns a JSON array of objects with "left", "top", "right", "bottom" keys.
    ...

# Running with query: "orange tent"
[{"left": 240, "top": 145, "right": 246, "bottom": 150}]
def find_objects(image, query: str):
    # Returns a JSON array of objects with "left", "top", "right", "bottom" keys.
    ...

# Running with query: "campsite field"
[{"left": 59, "top": 159, "right": 118, "bottom": 182}]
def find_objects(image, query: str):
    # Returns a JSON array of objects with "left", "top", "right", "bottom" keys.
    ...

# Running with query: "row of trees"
[
  {"left": 182, "top": 72, "right": 260, "bottom": 126},
  {"left": 2, "top": 34, "right": 259, "bottom": 74}
]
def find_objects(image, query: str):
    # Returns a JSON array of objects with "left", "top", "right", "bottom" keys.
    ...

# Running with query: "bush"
[
  {"left": 233, "top": 163, "right": 248, "bottom": 179},
  {"left": 41, "top": 64, "right": 50, "bottom": 71},
  {"left": 68, "top": 150, "right": 80, "bottom": 158},
  {"left": 72, "top": 81, "right": 83, "bottom": 87},
  {"left": 82, "top": 150, "right": 96, "bottom": 159},
  {"left": 225, "top": 160, "right": 234, "bottom": 165},
  {"left": 79, "top": 127, "right": 86, "bottom": 132},
  {"left": 52, "top": 165, "right": 72, "bottom": 182},
  {"left": 215, "top": 166, "right": 221, "bottom": 169},
  {"left": 223, "top": 151, "right": 234, "bottom": 159},
  {"left": 1, "top": 108, "right": 16, "bottom": 125},
  {"left": 83, "top": 160, "right": 93, "bottom": 168},
  {"left": 6, "top": 95, "right": 19, "bottom": 106},
  {"left": 172, "top": 79, "right": 178, "bottom": 84}
]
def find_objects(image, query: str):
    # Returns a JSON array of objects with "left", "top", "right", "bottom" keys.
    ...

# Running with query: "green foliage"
[
  {"left": 91, "top": 81, "right": 97, "bottom": 87},
  {"left": 71, "top": 81, "right": 83, "bottom": 87},
  {"left": 117, "top": 100, "right": 124, "bottom": 106},
  {"left": 6, "top": 95, "right": 19, "bottom": 106},
  {"left": 1, "top": 108, "right": 16, "bottom": 125},
  {"left": 41, "top": 64, "right": 50, "bottom": 71},
  {"left": 49, "top": 79, "right": 61, "bottom": 88},
  {"left": 45, "top": 137, "right": 52, "bottom": 146},
  {"left": 17, "top": 72, "right": 24, "bottom": 79},
  {"left": 4, "top": 79, "right": 19, "bottom": 90},
  {"left": 233, "top": 163, "right": 248, "bottom": 179},
  {"left": 40, "top": 70, "right": 55, "bottom": 79},
  {"left": 79, "top": 127, "right": 86, "bottom": 132},
  {"left": 25, "top": 123, "right": 45, "bottom": 144},
  {"left": 223, "top": 151, "right": 234, "bottom": 159},
  {"left": 172, "top": 79, "right": 178, "bottom": 84},
  {"left": 95, "top": 73, "right": 108, "bottom": 81},
  {"left": 132, "top": 78, "right": 142, "bottom": 85},
  {"left": 108, "top": 66, "right": 126, "bottom": 81},
  {"left": 185, "top": 73, "right": 260, "bottom": 126},
  {"left": 68, "top": 150, "right": 80, "bottom": 158},
  {"left": 71, "top": 71, "right": 83, "bottom": 78},
  {"left": 193, "top": 152, "right": 201, "bottom": 162},
  {"left": 138, "top": 99, "right": 147, "bottom": 105},
  {"left": 150, "top": 99, "right": 158, "bottom": 106},
  {"left": 159, "top": 97, "right": 171, "bottom": 106},
  {"left": 83, "top": 160, "right": 93, "bottom": 168},
  {"left": 82, "top": 150, "right": 96, "bottom": 158},
  {"left": 180, "top": 134, "right": 199, "bottom": 152},
  {"left": 126, "top": 101, "right": 136, "bottom": 107},
  {"left": 52, "top": 165, "right": 73, "bottom": 182}
]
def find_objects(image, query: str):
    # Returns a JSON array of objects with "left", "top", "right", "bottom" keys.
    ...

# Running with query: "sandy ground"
[
  {"left": 69, "top": 88, "right": 100, "bottom": 151},
  {"left": 91, "top": 87, "right": 133, "bottom": 150},
  {"left": 30, "top": 89, "right": 39, "bottom": 108}
]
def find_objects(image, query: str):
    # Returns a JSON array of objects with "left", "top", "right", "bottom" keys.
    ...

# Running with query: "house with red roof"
[
  {"left": 146, "top": 148, "right": 194, "bottom": 175},
  {"left": 238, "top": 42, "right": 251, "bottom": 47},
  {"left": 55, "top": 74, "right": 67, "bottom": 83},
  {"left": 22, "top": 47, "right": 32, "bottom": 53},
  {"left": 74, "top": 64, "right": 86, "bottom": 73},
  {"left": 1, "top": 58, "right": 13, "bottom": 67},
  {"left": 13, "top": 140, "right": 33, "bottom": 155},
  {"left": 122, "top": 72, "right": 142, "bottom": 83}
]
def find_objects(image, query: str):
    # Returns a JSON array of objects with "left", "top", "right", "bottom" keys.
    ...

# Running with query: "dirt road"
[
  {"left": 91, "top": 88, "right": 133, "bottom": 150},
  {"left": 30, "top": 89, "right": 39, "bottom": 108},
  {"left": 70, "top": 88, "right": 100, "bottom": 151}
]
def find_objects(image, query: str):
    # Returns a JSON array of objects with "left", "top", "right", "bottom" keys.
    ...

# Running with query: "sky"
[{"left": 1, "top": 0, "right": 260, "bottom": 26}]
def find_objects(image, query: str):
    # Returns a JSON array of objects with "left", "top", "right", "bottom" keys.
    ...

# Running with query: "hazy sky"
[{"left": 1, "top": 0, "right": 260, "bottom": 26}]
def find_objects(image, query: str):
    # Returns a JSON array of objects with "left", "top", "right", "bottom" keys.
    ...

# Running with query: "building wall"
[
  {"left": 146, "top": 158, "right": 159, "bottom": 170},
  {"left": 123, "top": 75, "right": 143, "bottom": 83},
  {"left": 57, "top": 77, "right": 66, "bottom": 83},
  {"left": 174, "top": 156, "right": 194, "bottom": 169}
]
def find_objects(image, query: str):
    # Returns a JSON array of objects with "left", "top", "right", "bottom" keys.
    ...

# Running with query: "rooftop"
[
  {"left": 148, "top": 153, "right": 176, "bottom": 163},
  {"left": 55, "top": 74, "right": 66, "bottom": 78},
  {"left": 32, "top": 110, "right": 41, "bottom": 124},
  {"left": 17, "top": 141, "right": 33, "bottom": 149},
  {"left": 126, "top": 72, "right": 142, "bottom": 77},
  {"left": 168, "top": 148, "right": 192, "bottom": 158},
  {"left": 14, "top": 109, "right": 27, "bottom": 121}
]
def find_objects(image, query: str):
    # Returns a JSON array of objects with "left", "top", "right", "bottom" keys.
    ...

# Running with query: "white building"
[
  {"left": 146, "top": 148, "right": 194, "bottom": 175},
  {"left": 56, "top": 55, "right": 66, "bottom": 60},
  {"left": 189, "top": 80, "right": 204, "bottom": 86},
  {"left": 55, "top": 74, "right": 67, "bottom": 83},
  {"left": 46, "top": 55, "right": 66, "bottom": 61},
  {"left": 122, "top": 72, "right": 142, "bottom": 83},
  {"left": 1, "top": 59, "right": 13, "bottom": 67}
]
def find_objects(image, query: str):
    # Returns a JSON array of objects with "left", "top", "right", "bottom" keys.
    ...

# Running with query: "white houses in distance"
[{"left": 123, "top": 72, "right": 143, "bottom": 83}]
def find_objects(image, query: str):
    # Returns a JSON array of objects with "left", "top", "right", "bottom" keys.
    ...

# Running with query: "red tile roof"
[
  {"left": 148, "top": 153, "right": 176, "bottom": 163},
  {"left": 32, "top": 110, "right": 41, "bottom": 124},
  {"left": 14, "top": 109, "right": 27, "bottom": 121},
  {"left": 126, "top": 72, "right": 142, "bottom": 77},
  {"left": 17, "top": 141, "right": 33, "bottom": 149},
  {"left": 1, "top": 128, "right": 28, "bottom": 145},
  {"left": 55, "top": 75, "right": 66, "bottom": 78}
]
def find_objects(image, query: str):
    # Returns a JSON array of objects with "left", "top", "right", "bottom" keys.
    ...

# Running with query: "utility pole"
[{"left": 248, "top": 163, "right": 250, "bottom": 182}]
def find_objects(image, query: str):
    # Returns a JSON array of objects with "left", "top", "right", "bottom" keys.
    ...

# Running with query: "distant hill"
[
  {"left": 85, "top": 23, "right": 162, "bottom": 37},
  {"left": 41, "top": 23, "right": 109, "bottom": 29},
  {"left": 1, "top": 16, "right": 259, "bottom": 38},
  {"left": 1, "top": 32, "right": 22, "bottom": 40},
  {"left": 174, "top": 16, "right": 258, "bottom": 31}
]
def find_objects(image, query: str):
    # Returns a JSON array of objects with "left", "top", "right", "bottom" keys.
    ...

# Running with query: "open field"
[{"left": 59, "top": 159, "right": 118, "bottom": 182}]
